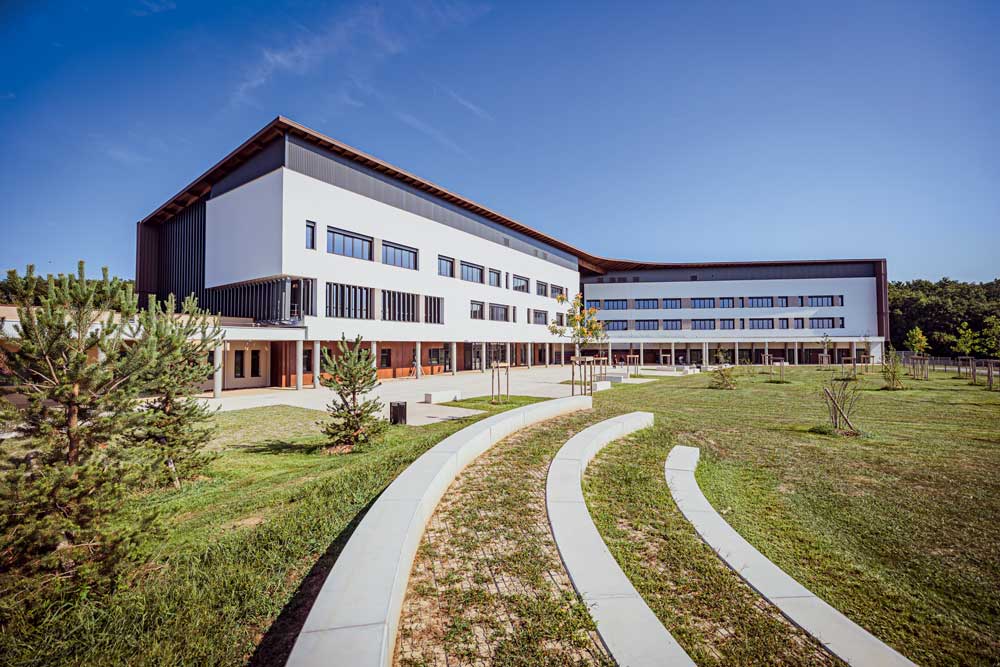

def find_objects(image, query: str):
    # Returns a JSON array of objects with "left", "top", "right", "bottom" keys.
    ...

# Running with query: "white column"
[
  {"left": 312, "top": 340, "right": 321, "bottom": 388},
  {"left": 639, "top": 342, "right": 644, "bottom": 366},
  {"left": 371, "top": 341, "right": 378, "bottom": 370},
  {"left": 734, "top": 341, "right": 738, "bottom": 364},
  {"left": 764, "top": 341, "right": 769, "bottom": 357},
  {"left": 607, "top": 340, "right": 612, "bottom": 365},
  {"left": 659, "top": 347, "right": 664, "bottom": 364},
  {"left": 851, "top": 341, "right": 857, "bottom": 358},
  {"left": 560, "top": 342, "right": 565, "bottom": 365},
  {"left": 213, "top": 343, "right": 224, "bottom": 398},
  {"left": 527, "top": 342, "right": 533, "bottom": 368},
  {"left": 545, "top": 343, "right": 550, "bottom": 367},
  {"left": 703, "top": 341, "right": 709, "bottom": 365},
  {"left": 295, "top": 340, "right": 303, "bottom": 390},
  {"left": 793, "top": 341, "right": 799, "bottom": 365},
  {"left": 505, "top": 342, "right": 511, "bottom": 366},
  {"left": 415, "top": 341, "right": 423, "bottom": 378},
  {"left": 450, "top": 341, "right": 457, "bottom": 375},
  {"left": 670, "top": 341, "right": 675, "bottom": 365},
  {"left": 481, "top": 342, "right": 487, "bottom": 372}
]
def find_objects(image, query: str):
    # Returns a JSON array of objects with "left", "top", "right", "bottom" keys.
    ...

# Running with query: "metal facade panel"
[
  {"left": 210, "top": 137, "right": 286, "bottom": 199},
  {"left": 581, "top": 261, "right": 879, "bottom": 284}
]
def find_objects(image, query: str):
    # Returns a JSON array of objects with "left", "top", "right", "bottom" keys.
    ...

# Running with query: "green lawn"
[
  {"left": 1, "top": 396, "right": 541, "bottom": 667},
  {"left": 584, "top": 367, "right": 1000, "bottom": 666}
]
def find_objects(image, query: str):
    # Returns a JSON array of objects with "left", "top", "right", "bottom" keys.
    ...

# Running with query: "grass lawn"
[
  {"left": 584, "top": 367, "right": 1000, "bottom": 666},
  {"left": 1, "top": 396, "right": 541, "bottom": 667}
]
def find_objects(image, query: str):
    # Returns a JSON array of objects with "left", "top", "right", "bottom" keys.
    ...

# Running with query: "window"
[
  {"left": 382, "top": 241, "right": 418, "bottom": 270},
  {"left": 604, "top": 299, "right": 628, "bottom": 310},
  {"left": 777, "top": 296, "right": 788, "bottom": 307},
  {"left": 551, "top": 285, "right": 565, "bottom": 299},
  {"left": 489, "top": 303, "right": 510, "bottom": 322},
  {"left": 663, "top": 298, "right": 681, "bottom": 309},
  {"left": 326, "top": 283, "right": 373, "bottom": 319},
  {"left": 489, "top": 269, "right": 502, "bottom": 287},
  {"left": 586, "top": 300, "right": 601, "bottom": 310},
  {"left": 555, "top": 312, "right": 565, "bottom": 326},
  {"left": 470, "top": 301, "right": 485, "bottom": 320},
  {"left": 438, "top": 255, "right": 454, "bottom": 277},
  {"left": 748, "top": 297, "right": 773, "bottom": 308},
  {"left": 251, "top": 350, "right": 261, "bottom": 377},
  {"left": 808, "top": 295, "right": 835, "bottom": 307},
  {"left": 536, "top": 281, "right": 548, "bottom": 297},
  {"left": 838, "top": 295, "right": 845, "bottom": 306},
  {"left": 382, "top": 290, "right": 419, "bottom": 322},
  {"left": 635, "top": 319, "right": 659, "bottom": 330},
  {"left": 720, "top": 319, "right": 735, "bottom": 330},
  {"left": 798, "top": 296, "right": 805, "bottom": 307},
  {"left": 635, "top": 299, "right": 659, "bottom": 309},
  {"left": 425, "top": 296, "right": 444, "bottom": 324},
  {"left": 663, "top": 319, "right": 681, "bottom": 330},
  {"left": 740, "top": 318, "right": 745, "bottom": 329},
  {"left": 740, "top": 297, "right": 746, "bottom": 308},
  {"left": 379, "top": 348, "right": 392, "bottom": 369},
  {"left": 794, "top": 318, "right": 805, "bottom": 329},
  {"left": 327, "top": 227, "right": 372, "bottom": 260},
  {"left": 692, "top": 319, "right": 716, "bottom": 330},
  {"left": 810, "top": 318, "right": 835, "bottom": 329},
  {"left": 692, "top": 298, "right": 715, "bottom": 309},
  {"left": 779, "top": 318, "right": 789, "bottom": 329},
  {"left": 603, "top": 320, "right": 628, "bottom": 331},
  {"left": 234, "top": 350, "right": 245, "bottom": 378},
  {"left": 305, "top": 221, "right": 316, "bottom": 249},
  {"left": 720, "top": 297, "right": 734, "bottom": 308},
  {"left": 839, "top": 317, "right": 845, "bottom": 328},
  {"left": 302, "top": 348, "right": 312, "bottom": 376},
  {"left": 749, "top": 318, "right": 774, "bottom": 329},
  {"left": 532, "top": 310, "right": 548, "bottom": 325},
  {"left": 512, "top": 275, "right": 529, "bottom": 293},
  {"left": 461, "top": 262, "right": 484, "bottom": 283}
]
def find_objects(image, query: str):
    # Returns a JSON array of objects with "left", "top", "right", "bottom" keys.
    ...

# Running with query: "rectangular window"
[
  {"left": 305, "top": 221, "right": 316, "bottom": 250},
  {"left": 512, "top": 275, "right": 529, "bottom": 293},
  {"left": 489, "top": 303, "right": 510, "bottom": 322},
  {"left": 798, "top": 296, "right": 805, "bottom": 307},
  {"left": 692, "top": 298, "right": 715, "bottom": 309},
  {"left": 779, "top": 318, "right": 789, "bottom": 329},
  {"left": 424, "top": 296, "right": 444, "bottom": 324},
  {"left": 326, "top": 227, "right": 373, "bottom": 260},
  {"left": 555, "top": 312, "right": 565, "bottom": 326},
  {"left": 663, "top": 319, "right": 681, "bottom": 330},
  {"left": 536, "top": 281, "right": 548, "bottom": 297},
  {"left": 604, "top": 299, "right": 628, "bottom": 310},
  {"left": 663, "top": 298, "right": 681, "bottom": 309},
  {"left": 532, "top": 310, "right": 548, "bottom": 325},
  {"left": 234, "top": 350, "right": 245, "bottom": 378},
  {"left": 794, "top": 318, "right": 805, "bottom": 329},
  {"left": 691, "top": 319, "right": 716, "bottom": 330},
  {"left": 379, "top": 348, "right": 392, "bottom": 369},
  {"left": 635, "top": 298, "right": 659, "bottom": 310},
  {"left": 251, "top": 350, "right": 261, "bottom": 377},
  {"left": 303, "top": 348, "right": 312, "bottom": 376},
  {"left": 839, "top": 317, "right": 845, "bottom": 328},
  {"left": 586, "top": 300, "right": 601, "bottom": 310},
  {"left": 461, "top": 262, "right": 484, "bottom": 283},
  {"left": 740, "top": 297, "right": 746, "bottom": 308},
  {"left": 551, "top": 285, "right": 565, "bottom": 299},
  {"left": 748, "top": 297, "right": 773, "bottom": 308},
  {"left": 810, "top": 317, "right": 835, "bottom": 329},
  {"left": 778, "top": 296, "right": 788, "bottom": 307},
  {"left": 635, "top": 319, "right": 659, "bottom": 330},
  {"left": 749, "top": 318, "right": 774, "bottom": 329},
  {"left": 719, "top": 297, "right": 734, "bottom": 308},
  {"left": 470, "top": 301, "right": 485, "bottom": 320},
  {"left": 720, "top": 319, "right": 735, "bottom": 330},
  {"left": 838, "top": 295, "right": 845, "bottom": 306},
  {"left": 382, "top": 241, "right": 418, "bottom": 270},
  {"left": 382, "top": 290, "right": 419, "bottom": 322},
  {"left": 326, "top": 282, "right": 373, "bottom": 319},
  {"left": 603, "top": 320, "right": 628, "bottom": 331},
  {"left": 489, "top": 269, "right": 502, "bottom": 287},
  {"left": 438, "top": 255, "right": 454, "bottom": 277},
  {"left": 808, "top": 295, "right": 835, "bottom": 307}
]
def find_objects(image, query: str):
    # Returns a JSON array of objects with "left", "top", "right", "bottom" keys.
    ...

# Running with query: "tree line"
[{"left": 890, "top": 277, "right": 1000, "bottom": 357}]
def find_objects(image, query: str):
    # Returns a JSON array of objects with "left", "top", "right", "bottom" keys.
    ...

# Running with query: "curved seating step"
[
  {"left": 287, "top": 395, "right": 593, "bottom": 667},
  {"left": 664, "top": 445, "right": 916, "bottom": 667},
  {"left": 547, "top": 412, "right": 696, "bottom": 667}
]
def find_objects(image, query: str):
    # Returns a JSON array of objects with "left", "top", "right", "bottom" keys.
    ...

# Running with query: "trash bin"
[{"left": 389, "top": 401, "right": 407, "bottom": 425}]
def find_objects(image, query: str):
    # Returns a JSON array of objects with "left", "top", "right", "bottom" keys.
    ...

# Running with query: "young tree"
[
  {"left": 131, "top": 294, "right": 222, "bottom": 488},
  {"left": 881, "top": 344, "right": 905, "bottom": 390},
  {"left": 975, "top": 315, "right": 1000, "bottom": 359},
  {"left": 940, "top": 321, "right": 979, "bottom": 357},
  {"left": 319, "top": 335, "right": 386, "bottom": 453},
  {"left": 709, "top": 349, "right": 736, "bottom": 389},
  {"left": 548, "top": 292, "right": 607, "bottom": 357},
  {"left": 903, "top": 326, "right": 930, "bottom": 355}
]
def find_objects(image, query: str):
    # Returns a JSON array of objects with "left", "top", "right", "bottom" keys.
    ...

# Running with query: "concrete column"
[
  {"left": 213, "top": 343, "right": 224, "bottom": 398},
  {"left": 671, "top": 341, "right": 675, "bottom": 365},
  {"left": 312, "top": 340, "right": 322, "bottom": 388},
  {"left": 639, "top": 342, "right": 644, "bottom": 366},
  {"left": 505, "top": 342, "right": 511, "bottom": 365},
  {"left": 851, "top": 341, "right": 857, "bottom": 358},
  {"left": 560, "top": 343, "right": 565, "bottom": 365},
  {"left": 545, "top": 343, "right": 550, "bottom": 367},
  {"left": 764, "top": 341, "right": 769, "bottom": 362},
  {"left": 734, "top": 341, "right": 738, "bottom": 364},
  {"left": 703, "top": 341, "right": 709, "bottom": 365},
  {"left": 415, "top": 341, "right": 422, "bottom": 378},
  {"left": 450, "top": 341, "right": 457, "bottom": 375},
  {"left": 607, "top": 340, "right": 612, "bottom": 365},
  {"left": 295, "top": 339, "right": 303, "bottom": 390},
  {"left": 481, "top": 342, "right": 487, "bottom": 372},
  {"left": 371, "top": 341, "right": 378, "bottom": 370},
  {"left": 659, "top": 347, "right": 664, "bottom": 364},
  {"left": 793, "top": 341, "right": 799, "bottom": 365},
  {"left": 527, "top": 342, "right": 533, "bottom": 368}
]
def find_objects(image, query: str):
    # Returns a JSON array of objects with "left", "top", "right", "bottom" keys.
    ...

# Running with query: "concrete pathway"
[{"left": 664, "top": 445, "right": 916, "bottom": 667}]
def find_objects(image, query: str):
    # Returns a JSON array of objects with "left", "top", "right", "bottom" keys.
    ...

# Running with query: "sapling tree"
[
  {"left": 320, "top": 335, "right": 386, "bottom": 453},
  {"left": 709, "top": 349, "right": 736, "bottom": 389},
  {"left": 881, "top": 344, "right": 906, "bottom": 391},
  {"left": 821, "top": 376, "right": 864, "bottom": 435},
  {"left": 548, "top": 292, "right": 607, "bottom": 357},
  {"left": 903, "top": 326, "right": 930, "bottom": 355}
]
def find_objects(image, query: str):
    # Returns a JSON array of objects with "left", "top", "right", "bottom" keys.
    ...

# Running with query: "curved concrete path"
[
  {"left": 665, "top": 446, "right": 916, "bottom": 667},
  {"left": 547, "top": 412, "right": 696, "bottom": 667},
  {"left": 287, "top": 396, "right": 592, "bottom": 667}
]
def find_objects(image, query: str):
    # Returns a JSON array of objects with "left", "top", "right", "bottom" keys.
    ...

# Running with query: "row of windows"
[
  {"left": 599, "top": 317, "right": 846, "bottom": 331},
  {"left": 232, "top": 349, "right": 263, "bottom": 379},
  {"left": 439, "top": 255, "right": 566, "bottom": 299},
  {"left": 324, "top": 282, "right": 444, "bottom": 324},
  {"left": 588, "top": 295, "right": 845, "bottom": 310},
  {"left": 307, "top": 222, "right": 420, "bottom": 272}
]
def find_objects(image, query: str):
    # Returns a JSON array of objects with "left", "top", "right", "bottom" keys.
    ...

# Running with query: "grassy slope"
[
  {"left": 585, "top": 368, "right": 1000, "bottom": 666},
  {"left": 2, "top": 396, "right": 540, "bottom": 667}
]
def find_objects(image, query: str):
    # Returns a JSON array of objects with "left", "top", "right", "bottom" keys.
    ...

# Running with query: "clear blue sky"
[{"left": 1, "top": 1, "right": 998, "bottom": 282}]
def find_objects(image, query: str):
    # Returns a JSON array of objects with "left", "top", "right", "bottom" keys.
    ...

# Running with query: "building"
[{"left": 134, "top": 116, "right": 888, "bottom": 395}]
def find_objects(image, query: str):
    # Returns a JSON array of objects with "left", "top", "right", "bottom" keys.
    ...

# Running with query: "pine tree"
[
  {"left": 0, "top": 262, "right": 154, "bottom": 585},
  {"left": 132, "top": 294, "right": 222, "bottom": 488},
  {"left": 319, "top": 335, "right": 386, "bottom": 453}
]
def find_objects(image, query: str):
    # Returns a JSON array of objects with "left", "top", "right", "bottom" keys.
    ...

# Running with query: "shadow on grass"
[
  {"left": 237, "top": 439, "right": 331, "bottom": 455},
  {"left": 247, "top": 493, "right": 378, "bottom": 667}
]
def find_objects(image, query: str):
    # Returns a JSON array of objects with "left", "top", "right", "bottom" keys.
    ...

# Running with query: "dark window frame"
[
  {"left": 438, "top": 255, "right": 455, "bottom": 278},
  {"left": 382, "top": 241, "right": 418, "bottom": 270},
  {"left": 326, "top": 226, "right": 373, "bottom": 260}
]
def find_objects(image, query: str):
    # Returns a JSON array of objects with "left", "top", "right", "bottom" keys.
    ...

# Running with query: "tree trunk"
[{"left": 67, "top": 383, "right": 80, "bottom": 464}]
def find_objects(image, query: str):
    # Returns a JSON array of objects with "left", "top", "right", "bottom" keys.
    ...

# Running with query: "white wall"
[
  {"left": 584, "top": 276, "right": 880, "bottom": 342},
  {"left": 205, "top": 169, "right": 284, "bottom": 288},
  {"left": 281, "top": 168, "right": 580, "bottom": 343}
]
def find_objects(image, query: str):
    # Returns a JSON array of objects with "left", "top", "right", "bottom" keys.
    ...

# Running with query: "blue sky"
[{"left": 1, "top": 1, "right": 998, "bottom": 282}]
